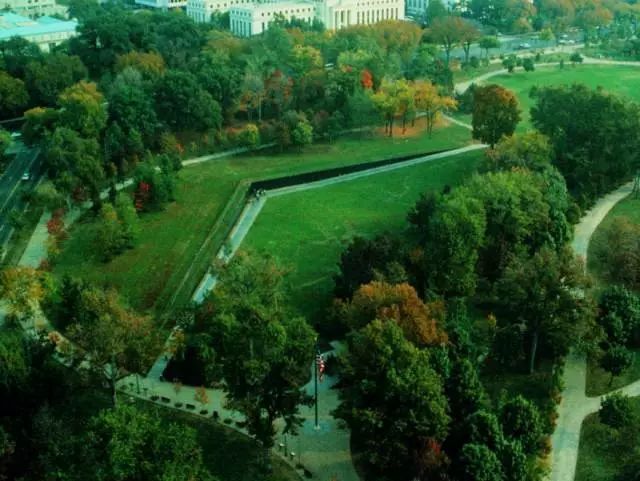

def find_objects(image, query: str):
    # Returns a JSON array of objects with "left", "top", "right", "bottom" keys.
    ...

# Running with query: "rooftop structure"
[{"left": 0, "top": 13, "right": 77, "bottom": 51}]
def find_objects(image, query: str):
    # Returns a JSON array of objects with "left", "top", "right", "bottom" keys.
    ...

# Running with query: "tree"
[
  {"left": 155, "top": 71, "right": 222, "bottom": 132},
  {"left": 57, "top": 81, "right": 107, "bottom": 139},
  {"left": 423, "top": 194, "right": 486, "bottom": 297},
  {"left": 197, "top": 252, "right": 316, "bottom": 453},
  {"left": 94, "top": 195, "right": 139, "bottom": 262},
  {"left": 45, "top": 127, "right": 104, "bottom": 206},
  {"left": 467, "top": 410, "right": 505, "bottom": 451},
  {"left": 472, "top": 84, "right": 520, "bottom": 147},
  {"left": 569, "top": 52, "right": 584, "bottom": 65},
  {"left": 426, "top": 0, "right": 448, "bottom": 23},
  {"left": 0, "top": 130, "right": 10, "bottom": 165},
  {"left": 0, "top": 267, "right": 48, "bottom": 324},
  {"left": 597, "top": 286, "right": 640, "bottom": 346},
  {"left": 337, "top": 281, "right": 448, "bottom": 346},
  {"left": 497, "top": 246, "right": 592, "bottom": 373},
  {"left": 413, "top": 80, "right": 457, "bottom": 136},
  {"left": 479, "top": 36, "right": 500, "bottom": 58},
  {"left": 0, "top": 37, "right": 42, "bottom": 78},
  {"left": 132, "top": 162, "right": 174, "bottom": 212},
  {"left": 335, "top": 320, "right": 450, "bottom": 478},
  {"left": 114, "top": 51, "right": 166, "bottom": 79},
  {"left": 65, "top": 286, "right": 161, "bottom": 405},
  {"left": 600, "top": 346, "right": 634, "bottom": 386},
  {"left": 592, "top": 218, "right": 640, "bottom": 289},
  {"left": 85, "top": 404, "right": 216, "bottom": 481},
  {"left": 24, "top": 53, "right": 87, "bottom": 107},
  {"left": 522, "top": 57, "right": 535, "bottom": 72},
  {"left": 482, "top": 132, "right": 553, "bottom": 173},
  {"left": 291, "top": 117, "right": 313, "bottom": 148},
  {"left": 459, "top": 20, "right": 481, "bottom": 64},
  {"left": 600, "top": 392, "right": 635, "bottom": 430},
  {"left": 458, "top": 444, "right": 505, "bottom": 481},
  {"left": 334, "top": 234, "right": 405, "bottom": 299},
  {"left": 428, "top": 16, "right": 467, "bottom": 66},
  {"left": 446, "top": 358, "right": 486, "bottom": 423},
  {"left": 499, "top": 395, "right": 543, "bottom": 455},
  {"left": 531, "top": 84, "right": 640, "bottom": 206},
  {"left": 0, "top": 71, "right": 29, "bottom": 119}
]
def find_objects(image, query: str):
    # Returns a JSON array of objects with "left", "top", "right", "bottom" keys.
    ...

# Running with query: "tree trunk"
[{"left": 529, "top": 329, "right": 539, "bottom": 374}]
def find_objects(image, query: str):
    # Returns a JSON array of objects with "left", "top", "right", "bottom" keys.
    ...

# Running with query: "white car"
[{"left": 21, "top": 171, "right": 30, "bottom": 181}]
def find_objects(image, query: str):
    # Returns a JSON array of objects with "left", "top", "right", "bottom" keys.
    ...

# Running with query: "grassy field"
[
  {"left": 575, "top": 397, "right": 640, "bottom": 481},
  {"left": 455, "top": 64, "right": 640, "bottom": 130},
  {"left": 53, "top": 119, "right": 472, "bottom": 315},
  {"left": 243, "top": 149, "right": 483, "bottom": 323}
]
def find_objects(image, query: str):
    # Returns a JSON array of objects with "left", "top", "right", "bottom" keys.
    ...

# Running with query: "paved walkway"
[{"left": 550, "top": 182, "right": 634, "bottom": 481}]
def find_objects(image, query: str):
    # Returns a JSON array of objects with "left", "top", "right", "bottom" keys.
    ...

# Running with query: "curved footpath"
[{"left": 550, "top": 182, "right": 640, "bottom": 481}]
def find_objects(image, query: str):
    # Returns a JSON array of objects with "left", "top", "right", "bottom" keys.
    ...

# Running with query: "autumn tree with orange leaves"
[
  {"left": 414, "top": 81, "right": 457, "bottom": 136},
  {"left": 339, "top": 281, "right": 448, "bottom": 347}
]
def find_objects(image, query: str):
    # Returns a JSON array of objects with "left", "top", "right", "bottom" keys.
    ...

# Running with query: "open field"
[
  {"left": 457, "top": 64, "right": 640, "bottom": 129},
  {"left": 243, "top": 149, "right": 484, "bottom": 323},
  {"left": 575, "top": 397, "right": 640, "bottom": 481},
  {"left": 53, "top": 120, "right": 472, "bottom": 315}
]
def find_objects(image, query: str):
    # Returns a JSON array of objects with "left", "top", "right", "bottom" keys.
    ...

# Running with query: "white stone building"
[
  {"left": 0, "top": 13, "right": 77, "bottom": 51},
  {"left": 227, "top": 0, "right": 404, "bottom": 36},
  {"left": 187, "top": 0, "right": 254, "bottom": 23},
  {"left": 230, "top": 0, "right": 314, "bottom": 36},
  {"left": 0, "top": 0, "right": 66, "bottom": 17}
]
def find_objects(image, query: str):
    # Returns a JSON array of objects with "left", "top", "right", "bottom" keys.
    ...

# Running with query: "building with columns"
[{"left": 226, "top": 0, "right": 404, "bottom": 36}]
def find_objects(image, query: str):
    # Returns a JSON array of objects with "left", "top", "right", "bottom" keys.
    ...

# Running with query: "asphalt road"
[
  {"left": 447, "top": 31, "right": 584, "bottom": 61},
  {"left": 0, "top": 141, "right": 43, "bottom": 249}
]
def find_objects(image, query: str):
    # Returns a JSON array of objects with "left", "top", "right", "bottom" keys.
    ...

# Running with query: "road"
[
  {"left": 0, "top": 140, "right": 43, "bottom": 250},
  {"left": 447, "top": 31, "right": 583, "bottom": 61}
]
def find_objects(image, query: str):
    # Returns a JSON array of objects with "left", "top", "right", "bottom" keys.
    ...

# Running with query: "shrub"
[{"left": 600, "top": 392, "right": 635, "bottom": 430}]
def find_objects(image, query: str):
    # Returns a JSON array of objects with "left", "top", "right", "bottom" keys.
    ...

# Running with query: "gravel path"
[{"left": 550, "top": 182, "right": 634, "bottom": 481}]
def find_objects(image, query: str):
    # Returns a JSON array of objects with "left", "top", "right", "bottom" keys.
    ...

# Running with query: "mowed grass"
[
  {"left": 243, "top": 149, "right": 484, "bottom": 323},
  {"left": 575, "top": 397, "right": 640, "bottom": 481},
  {"left": 488, "top": 64, "right": 640, "bottom": 129},
  {"left": 53, "top": 120, "right": 472, "bottom": 315},
  {"left": 454, "top": 64, "right": 640, "bottom": 130}
]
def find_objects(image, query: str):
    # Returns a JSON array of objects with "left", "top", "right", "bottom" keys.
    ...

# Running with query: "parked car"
[{"left": 21, "top": 171, "right": 30, "bottom": 181}]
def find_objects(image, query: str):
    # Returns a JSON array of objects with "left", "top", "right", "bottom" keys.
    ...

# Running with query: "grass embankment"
[
  {"left": 243, "top": 149, "right": 483, "bottom": 323},
  {"left": 455, "top": 64, "right": 640, "bottom": 129},
  {"left": 584, "top": 193, "right": 640, "bottom": 396},
  {"left": 53, "top": 119, "right": 472, "bottom": 316},
  {"left": 575, "top": 397, "right": 640, "bottom": 481}
]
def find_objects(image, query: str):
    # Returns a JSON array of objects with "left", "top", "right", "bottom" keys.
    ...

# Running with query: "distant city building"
[
  {"left": 0, "top": 13, "right": 77, "bottom": 51},
  {"left": 224, "top": 0, "right": 404, "bottom": 36},
  {"left": 0, "top": 0, "right": 66, "bottom": 17},
  {"left": 405, "top": 0, "right": 425, "bottom": 19},
  {"left": 230, "top": 1, "right": 314, "bottom": 36},
  {"left": 134, "top": 0, "right": 186, "bottom": 10}
]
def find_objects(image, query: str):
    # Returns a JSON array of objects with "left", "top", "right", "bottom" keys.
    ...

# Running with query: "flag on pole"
[{"left": 316, "top": 352, "right": 325, "bottom": 382}]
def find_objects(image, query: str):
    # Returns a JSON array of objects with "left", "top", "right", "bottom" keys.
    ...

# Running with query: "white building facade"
[
  {"left": 230, "top": 1, "right": 314, "bottom": 36},
  {"left": 0, "top": 0, "right": 65, "bottom": 17},
  {"left": 0, "top": 13, "right": 77, "bottom": 51},
  {"left": 227, "top": 0, "right": 404, "bottom": 35},
  {"left": 187, "top": 0, "right": 254, "bottom": 23}
]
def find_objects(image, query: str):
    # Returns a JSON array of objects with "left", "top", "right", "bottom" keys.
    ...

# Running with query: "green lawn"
[
  {"left": 243, "top": 149, "right": 483, "bottom": 324},
  {"left": 586, "top": 349, "right": 640, "bottom": 397},
  {"left": 53, "top": 120, "right": 472, "bottom": 315},
  {"left": 485, "top": 64, "right": 640, "bottom": 129},
  {"left": 575, "top": 397, "right": 640, "bottom": 481},
  {"left": 454, "top": 64, "right": 640, "bottom": 131}
]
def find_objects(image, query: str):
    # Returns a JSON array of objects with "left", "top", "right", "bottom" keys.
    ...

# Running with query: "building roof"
[
  {"left": 231, "top": 0, "right": 313, "bottom": 12},
  {"left": 0, "top": 12, "right": 77, "bottom": 41}
]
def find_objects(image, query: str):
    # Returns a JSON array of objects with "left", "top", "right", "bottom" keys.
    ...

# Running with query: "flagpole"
[{"left": 314, "top": 345, "right": 319, "bottom": 429}]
